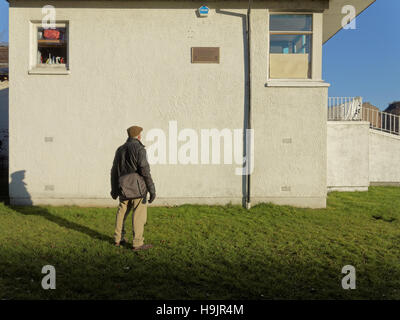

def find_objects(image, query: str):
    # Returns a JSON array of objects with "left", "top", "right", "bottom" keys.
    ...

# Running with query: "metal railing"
[
  {"left": 328, "top": 96, "right": 400, "bottom": 135},
  {"left": 363, "top": 108, "right": 400, "bottom": 135},
  {"left": 327, "top": 97, "right": 363, "bottom": 121}
]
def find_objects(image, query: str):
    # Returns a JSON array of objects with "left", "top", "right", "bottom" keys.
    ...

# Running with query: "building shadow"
[{"left": 7, "top": 170, "right": 113, "bottom": 243}]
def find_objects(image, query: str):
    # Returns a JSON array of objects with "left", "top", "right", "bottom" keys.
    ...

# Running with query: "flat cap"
[{"left": 127, "top": 125, "right": 143, "bottom": 138}]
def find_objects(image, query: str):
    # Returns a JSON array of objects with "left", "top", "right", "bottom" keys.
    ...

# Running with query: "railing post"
[{"left": 372, "top": 109, "right": 375, "bottom": 128}]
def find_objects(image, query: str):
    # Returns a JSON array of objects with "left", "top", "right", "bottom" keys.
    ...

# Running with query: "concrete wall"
[
  {"left": 327, "top": 121, "right": 370, "bottom": 191},
  {"left": 369, "top": 130, "right": 400, "bottom": 184},
  {"left": 247, "top": 8, "right": 328, "bottom": 208},
  {"left": 9, "top": 0, "right": 329, "bottom": 208},
  {"left": 327, "top": 121, "right": 369, "bottom": 191},
  {"left": 327, "top": 122, "right": 400, "bottom": 190}
]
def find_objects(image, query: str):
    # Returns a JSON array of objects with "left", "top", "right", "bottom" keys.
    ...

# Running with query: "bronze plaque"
[{"left": 191, "top": 47, "right": 220, "bottom": 63}]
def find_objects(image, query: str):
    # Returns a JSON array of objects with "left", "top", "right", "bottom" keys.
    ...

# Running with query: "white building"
[{"left": 7, "top": 0, "right": 376, "bottom": 207}]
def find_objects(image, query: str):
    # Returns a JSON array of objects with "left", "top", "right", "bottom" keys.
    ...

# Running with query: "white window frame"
[
  {"left": 266, "top": 12, "right": 328, "bottom": 87},
  {"left": 28, "top": 20, "right": 70, "bottom": 75}
]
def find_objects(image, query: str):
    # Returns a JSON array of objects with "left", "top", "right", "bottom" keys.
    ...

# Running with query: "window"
[
  {"left": 269, "top": 14, "right": 312, "bottom": 79},
  {"left": 29, "top": 21, "right": 69, "bottom": 74}
]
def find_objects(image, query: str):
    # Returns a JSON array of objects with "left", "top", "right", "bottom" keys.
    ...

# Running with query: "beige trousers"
[{"left": 114, "top": 198, "right": 147, "bottom": 247}]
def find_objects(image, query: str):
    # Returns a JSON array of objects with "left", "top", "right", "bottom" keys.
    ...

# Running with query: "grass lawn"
[{"left": 0, "top": 186, "right": 399, "bottom": 300}]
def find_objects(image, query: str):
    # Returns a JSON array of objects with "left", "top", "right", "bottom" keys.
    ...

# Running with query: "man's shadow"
[{"left": 8, "top": 170, "right": 113, "bottom": 243}]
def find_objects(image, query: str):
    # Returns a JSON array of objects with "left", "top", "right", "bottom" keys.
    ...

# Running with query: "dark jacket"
[{"left": 110, "top": 137, "right": 155, "bottom": 198}]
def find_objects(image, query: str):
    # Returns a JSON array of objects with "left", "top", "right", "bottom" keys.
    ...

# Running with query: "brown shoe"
[
  {"left": 132, "top": 244, "right": 153, "bottom": 251},
  {"left": 115, "top": 239, "right": 127, "bottom": 247}
]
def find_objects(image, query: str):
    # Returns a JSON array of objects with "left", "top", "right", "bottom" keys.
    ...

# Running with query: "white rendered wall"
[
  {"left": 327, "top": 121, "right": 370, "bottom": 191},
  {"left": 369, "top": 130, "right": 400, "bottom": 185},
  {"left": 9, "top": 1, "right": 328, "bottom": 208}
]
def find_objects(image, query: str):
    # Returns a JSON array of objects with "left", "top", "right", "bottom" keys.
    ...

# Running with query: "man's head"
[{"left": 127, "top": 125, "right": 143, "bottom": 140}]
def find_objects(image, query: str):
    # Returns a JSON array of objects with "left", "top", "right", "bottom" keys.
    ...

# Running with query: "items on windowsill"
[{"left": 42, "top": 53, "right": 65, "bottom": 66}]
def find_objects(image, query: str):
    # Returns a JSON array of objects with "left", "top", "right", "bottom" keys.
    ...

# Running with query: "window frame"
[
  {"left": 268, "top": 12, "right": 313, "bottom": 80},
  {"left": 29, "top": 20, "right": 70, "bottom": 75}
]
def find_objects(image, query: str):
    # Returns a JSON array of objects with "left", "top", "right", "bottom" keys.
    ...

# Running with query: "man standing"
[{"left": 110, "top": 125, "right": 156, "bottom": 251}]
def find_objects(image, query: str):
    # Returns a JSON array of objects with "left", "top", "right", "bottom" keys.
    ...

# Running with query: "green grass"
[{"left": 1, "top": 186, "right": 400, "bottom": 300}]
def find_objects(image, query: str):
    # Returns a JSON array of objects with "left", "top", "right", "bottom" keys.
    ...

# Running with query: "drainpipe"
[{"left": 246, "top": 0, "right": 253, "bottom": 210}]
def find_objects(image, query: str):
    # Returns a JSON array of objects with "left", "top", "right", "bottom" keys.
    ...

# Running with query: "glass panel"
[
  {"left": 37, "top": 27, "right": 67, "bottom": 65},
  {"left": 270, "top": 34, "right": 311, "bottom": 54},
  {"left": 270, "top": 14, "right": 312, "bottom": 31}
]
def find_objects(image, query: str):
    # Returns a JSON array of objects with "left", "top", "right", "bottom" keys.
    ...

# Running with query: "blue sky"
[
  {"left": 0, "top": 0, "right": 398, "bottom": 110},
  {"left": 0, "top": 0, "right": 7, "bottom": 43},
  {"left": 323, "top": 0, "right": 400, "bottom": 110}
]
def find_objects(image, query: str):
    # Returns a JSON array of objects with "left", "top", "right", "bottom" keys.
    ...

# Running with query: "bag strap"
[{"left": 133, "top": 198, "right": 144, "bottom": 212}]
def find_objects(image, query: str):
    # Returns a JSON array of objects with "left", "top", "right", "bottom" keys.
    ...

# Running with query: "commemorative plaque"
[{"left": 191, "top": 47, "right": 220, "bottom": 63}]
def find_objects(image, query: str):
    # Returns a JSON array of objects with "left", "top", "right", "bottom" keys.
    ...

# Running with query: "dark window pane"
[
  {"left": 270, "top": 14, "right": 312, "bottom": 31},
  {"left": 37, "top": 27, "right": 67, "bottom": 65}
]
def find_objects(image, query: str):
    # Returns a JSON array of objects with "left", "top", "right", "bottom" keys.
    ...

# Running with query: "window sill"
[
  {"left": 265, "top": 80, "right": 330, "bottom": 88},
  {"left": 28, "top": 66, "right": 70, "bottom": 75}
]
